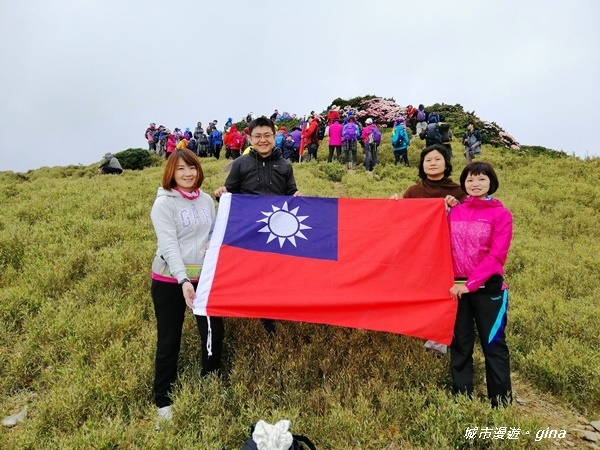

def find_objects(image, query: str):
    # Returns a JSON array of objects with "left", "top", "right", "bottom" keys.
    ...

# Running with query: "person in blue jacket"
[
  {"left": 208, "top": 124, "right": 223, "bottom": 159},
  {"left": 391, "top": 117, "right": 410, "bottom": 166}
]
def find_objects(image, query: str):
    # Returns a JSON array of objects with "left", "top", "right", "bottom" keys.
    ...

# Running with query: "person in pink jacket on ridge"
[
  {"left": 327, "top": 118, "right": 343, "bottom": 163},
  {"left": 446, "top": 161, "right": 513, "bottom": 408}
]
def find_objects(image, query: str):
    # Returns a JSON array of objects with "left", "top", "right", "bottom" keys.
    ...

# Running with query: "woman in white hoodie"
[{"left": 150, "top": 148, "right": 224, "bottom": 425}]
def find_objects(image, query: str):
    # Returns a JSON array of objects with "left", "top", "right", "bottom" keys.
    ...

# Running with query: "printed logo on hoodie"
[{"left": 179, "top": 206, "right": 211, "bottom": 228}]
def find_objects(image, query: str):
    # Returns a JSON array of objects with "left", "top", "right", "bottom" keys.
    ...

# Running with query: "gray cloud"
[{"left": 1, "top": 0, "right": 598, "bottom": 172}]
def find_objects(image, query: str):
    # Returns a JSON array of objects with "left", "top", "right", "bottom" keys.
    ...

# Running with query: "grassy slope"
[{"left": 0, "top": 135, "right": 599, "bottom": 449}]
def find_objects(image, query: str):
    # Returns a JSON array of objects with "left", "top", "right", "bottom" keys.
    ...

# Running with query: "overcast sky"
[{"left": 1, "top": 0, "right": 598, "bottom": 172}]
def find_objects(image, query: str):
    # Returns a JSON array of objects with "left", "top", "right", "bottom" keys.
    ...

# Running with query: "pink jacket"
[
  {"left": 448, "top": 196, "right": 513, "bottom": 292},
  {"left": 166, "top": 134, "right": 177, "bottom": 153},
  {"left": 328, "top": 121, "right": 343, "bottom": 146}
]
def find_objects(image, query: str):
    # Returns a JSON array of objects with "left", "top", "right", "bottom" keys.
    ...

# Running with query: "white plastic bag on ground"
[{"left": 252, "top": 419, "right": 294, "bottom": 450}]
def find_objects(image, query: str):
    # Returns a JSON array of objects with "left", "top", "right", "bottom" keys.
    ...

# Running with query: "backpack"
[
  {"left": 230, "top": 133, "right": 244, "bottom": 149},
  {"left": 416, "top": 110, "right": 426, "bottom": 122},
  {"left": 186, "top": 139, "right": 197, "bottom": 153},
  {"left": 425, "top": 123, "right": 441, "bottom": 144},
  {"left": 371, "top": 127, "right": 382, "bottom": 144},
  {"left": 275, "top": 132, "right": 285, "bottom": 148},
  {"left": 342, "top": 123, "right": 358, "bottom": 141},
  {"left": 211, "top": 130, "right": 223, "bottom": 146},
  {"left": 438, "top": 123, "right": 452, "bottom": 143},
  {"left": 392, "top": 127, "right": 407, "bottom": 148},
  {"left": 146, "top": 131, "right": 155, "bottom": 142},
  {"left": 198, "top": 133, "right": 209, "bottom": 145},
  {"left": 281, "top": 139, "right": 296, "bottom": 160},
  {"left": 317, "top": 121, "right": 327, "bottom": 140}
]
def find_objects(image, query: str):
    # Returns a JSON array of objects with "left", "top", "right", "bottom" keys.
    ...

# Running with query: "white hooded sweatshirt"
[{"left": 150, "top": 187, "right": 215, "bottom": 283}]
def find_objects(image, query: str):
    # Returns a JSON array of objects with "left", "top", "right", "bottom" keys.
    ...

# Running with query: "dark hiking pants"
[
  {"left": 151, "top": 280, "right": 224, "bottom": 407},
  {"left": 450, "top": 287, "right": 512, "bottom": 408}
]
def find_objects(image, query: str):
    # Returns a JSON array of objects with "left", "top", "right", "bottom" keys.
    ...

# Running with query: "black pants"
[
  {"left": 408, "top": 118, "right": 417, "bottom": 134},
  {"left": 394, "top": 150, "right": 409, "bottom": 166},
  {"left": 328, "top": 145, "right": 341, "bottom": 162},
  {"left": 450, "top": 287, "right": 511, "bottom": 407},
  {"left": 211, "top": 145, "right": 222, "bottom": 159},
  {"left": 101, "top": 167, "right": 122, "bottom": 174},
  {"left": 151, "top": 280, "right": 224, "bottom": 408},
  {"left": 307, "top": 143, "right": 318, "bottom": 161},
  {"left": 343, "top": 140, "right": 357, "bottom": 164}
]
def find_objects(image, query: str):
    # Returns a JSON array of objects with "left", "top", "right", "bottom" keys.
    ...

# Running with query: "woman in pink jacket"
[
  {"left": 166, "top": 130, "right": 177, "bottom": 158},
  {"left": 447, "top": 161, "right": 513, "bottom": 408},
  {"left": 327, "top": 118, "right": 343, "bottom": 163}
]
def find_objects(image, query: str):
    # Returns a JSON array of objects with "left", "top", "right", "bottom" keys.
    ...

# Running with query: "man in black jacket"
[
  {"left": 214, "top": 116, "right": 300, "bottom": 334},
  {"left": 215, "top": 117, "right": 298, "bottom": 197}
]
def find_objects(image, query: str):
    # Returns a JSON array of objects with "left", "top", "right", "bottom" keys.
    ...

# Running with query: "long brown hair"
[{"left": 161, "top": 148, "right": 204, "bottom": 190}]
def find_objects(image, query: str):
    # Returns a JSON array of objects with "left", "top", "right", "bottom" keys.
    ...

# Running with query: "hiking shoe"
[
  {"left": 2, "top": 408, "right": 27, "bottom": 427},
  {"left": 155, "top": 405, "right": 173, "bottom": 430},
  {"left": 424, "top": 340, "right": 447, "bottom": 355}
]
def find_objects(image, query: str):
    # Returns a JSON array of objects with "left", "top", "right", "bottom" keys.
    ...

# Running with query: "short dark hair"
[
  {"left": 161, "top": 148, "right": 204, "bottom": 190},
  {"left": 248, "top": 116, "right": 276, "bottom": 134},
  {"left": 418, "top": 144, "right": 453, "bottom": 180},
  {"left": 460, "top": 162, "right": 499, "bottom": 195}
]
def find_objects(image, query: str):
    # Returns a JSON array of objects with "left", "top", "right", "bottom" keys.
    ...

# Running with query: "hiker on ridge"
[
  {"left": 463, "top": 122, "right": 482, "bottom": 163},
  {"left": 391, "top": 117, "right": 410, "bottom": 166},
  {"left": 415, "top": 104, "right": 428, "bottom": 137},
  {"left": 327, "top": 118, "right": 343, "bottom": 163},
  {"left": 341, "top": 116, "right": 360, "bottom": 170},
  {"left": 98, "top": 152, "right": 123, "bottom": 174},
  {"left": 361, "top": 118, "right": 381, "bottom": 172}
]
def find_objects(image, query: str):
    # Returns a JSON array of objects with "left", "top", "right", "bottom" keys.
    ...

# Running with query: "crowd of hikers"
[
  {"left": 143, "top": 105, "right": 484, "bottom": 174},
  {"left": 149, "top": 115, "right": 512, "bottom": 433}
]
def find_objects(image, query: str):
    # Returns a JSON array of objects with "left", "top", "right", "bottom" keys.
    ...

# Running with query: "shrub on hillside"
[
  {"left": 328, "top": 95, "right": 377, "bottom": 111},
  {"left": 234, "top": 118, "right": 302, "bottom": 132},
  {"left": 519, "top": 145, "right": 567, "bottom": 158},
  {"left": 112, "top": 148, "right": 154, "bottom": 171},
  {"left": 326, "top": 95, "right": 404, "bottom": 127},
  {"left": 317, "top": 162, "right": 347, "bottom": 182}
]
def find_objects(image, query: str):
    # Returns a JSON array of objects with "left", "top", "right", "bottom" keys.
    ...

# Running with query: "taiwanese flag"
[{"left": 194, "top": 194, "right": 457, "bottom": 344}]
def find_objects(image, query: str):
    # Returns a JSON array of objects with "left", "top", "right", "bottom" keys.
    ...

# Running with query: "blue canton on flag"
[{"left": 222, "top": 195, "right": 338, "bottom": 261}]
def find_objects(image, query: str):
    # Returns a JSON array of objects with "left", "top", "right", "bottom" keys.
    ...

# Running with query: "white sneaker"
[
  {"left": 155, "top": 405, "right": 173, "bottom": 430},
  {"left": 424, "top": 340, "right": 447, "bottom": 355},
  {"left": 2, "top": 408, "right": 27, "bottom": 427}
]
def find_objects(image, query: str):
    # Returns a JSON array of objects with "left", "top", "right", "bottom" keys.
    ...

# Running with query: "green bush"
[
  {"left": 519, "top": 145, "right": 567, "bottom": 158},
  {"left": 316, "top": 162, "right": 347, "bottom": 182},
  {"left": 112, "top": 148, "right": 154, "bottom": 171}
]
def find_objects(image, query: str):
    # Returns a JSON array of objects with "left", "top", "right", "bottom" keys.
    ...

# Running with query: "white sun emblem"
[{"left": 257, "top": 201, "right": 312, "bottom": 248}]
